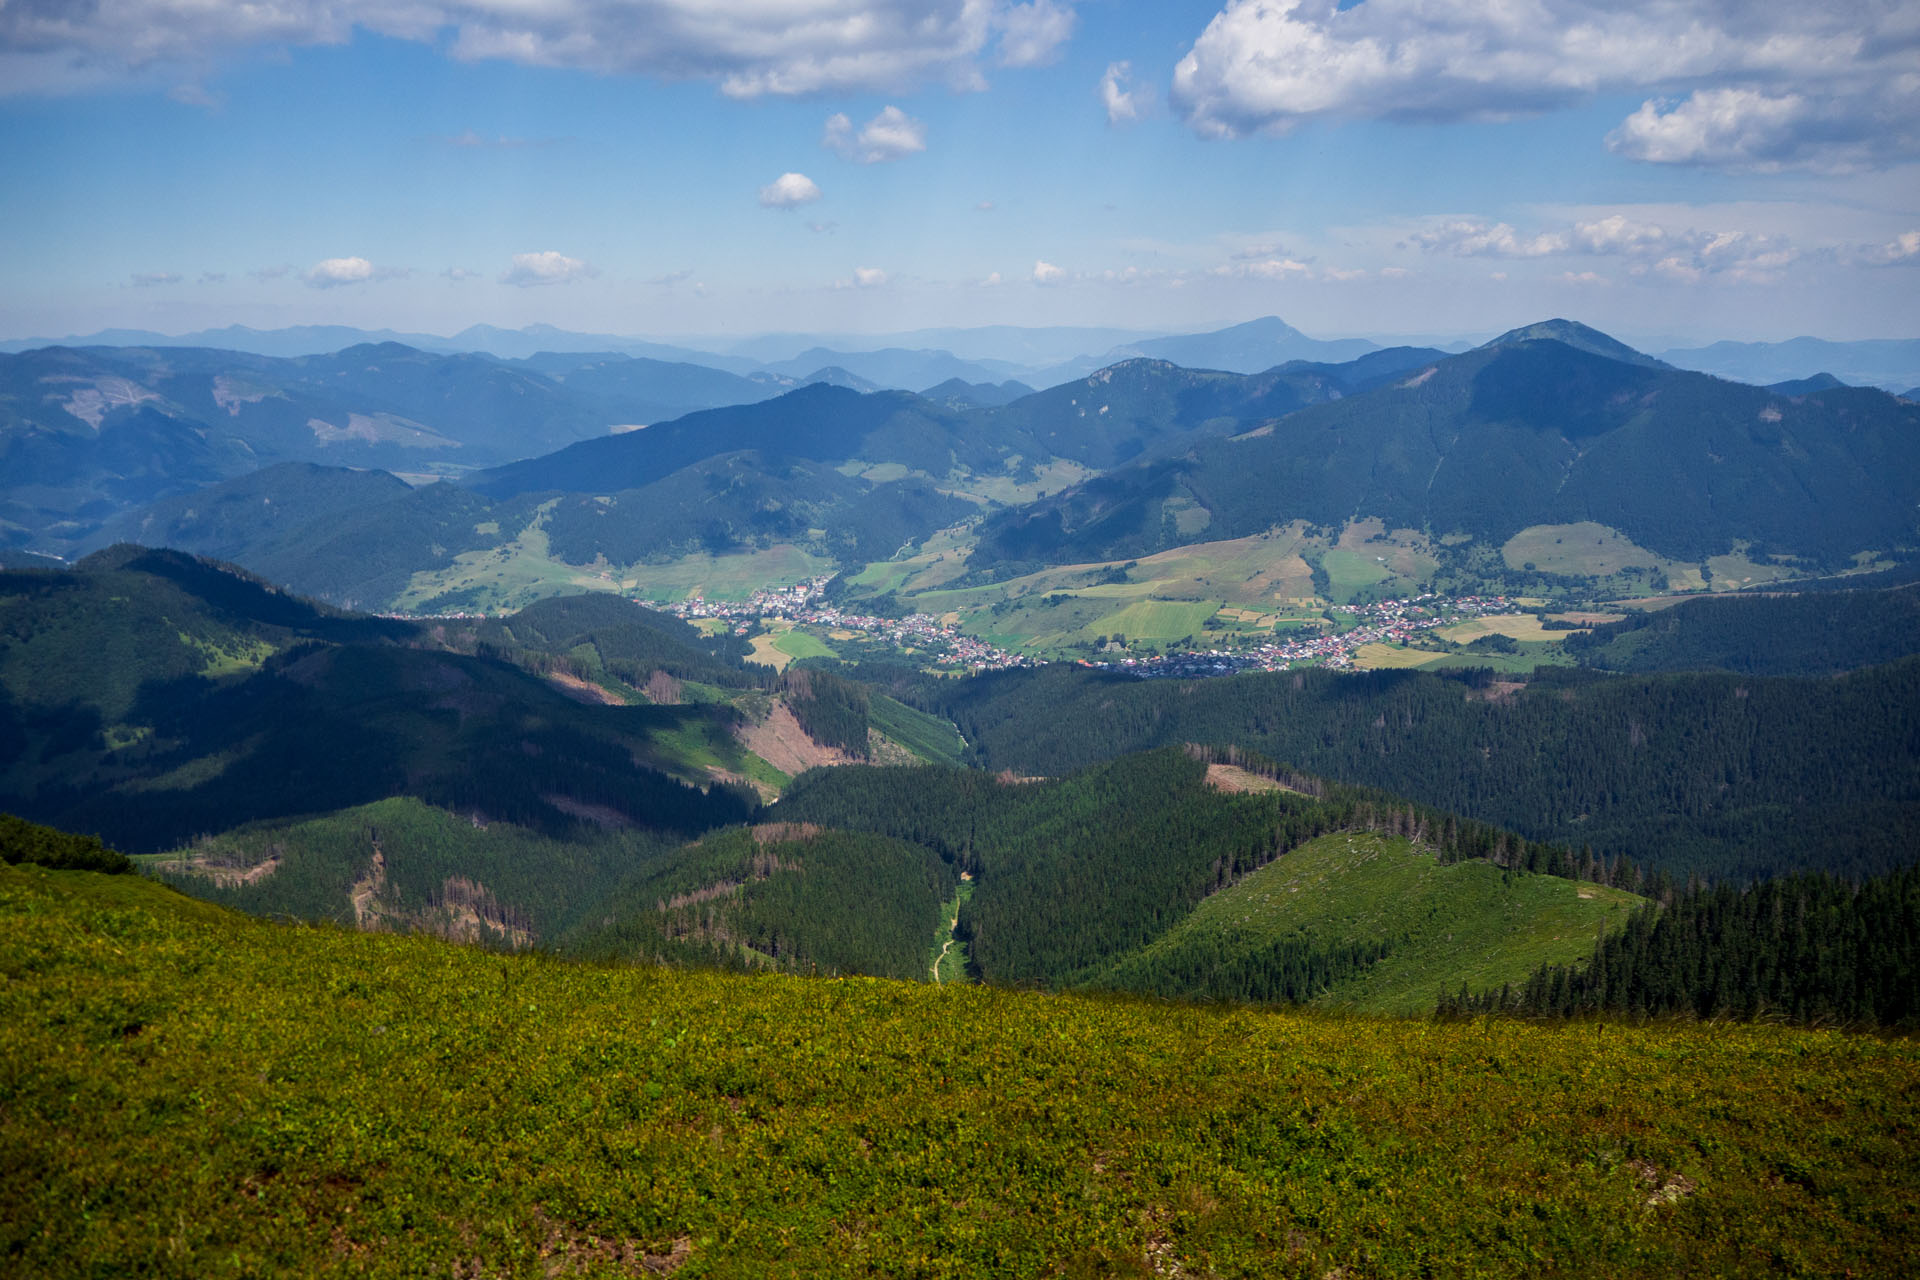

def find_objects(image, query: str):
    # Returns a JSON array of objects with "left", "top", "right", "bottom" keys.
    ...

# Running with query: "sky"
[{"left": 3, "top": 0, "right": 1917, "bottom": 347}]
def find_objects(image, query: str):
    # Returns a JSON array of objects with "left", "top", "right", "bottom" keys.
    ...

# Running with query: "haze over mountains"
[
  {"left": 7, "top": 314, "right": 1915, "bottom": 393},
  {"left": 6, "top": 316, "right": 1917, "bottom": 621}
]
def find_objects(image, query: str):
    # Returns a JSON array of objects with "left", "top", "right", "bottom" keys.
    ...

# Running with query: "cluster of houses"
[
  {"left": 657, "top": 578, "right": 1038, "bottom": 672},
  {"left": 659, "top": 579, "right": 1517, "bottom": 680},
  {"left": 1088, "top": 593, "right": 1516, "bottom": 679}
]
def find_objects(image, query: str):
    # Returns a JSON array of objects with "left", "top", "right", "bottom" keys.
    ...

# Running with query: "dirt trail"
[{"left": 931, "top": 915, "right": 960, "bottom": 983}]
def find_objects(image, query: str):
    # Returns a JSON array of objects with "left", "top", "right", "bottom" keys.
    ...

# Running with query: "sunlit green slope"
[
  {"left": 1088, "top": 830, "right": 1643, "bottom": 1015},
  {"left": 6, "top": 863, "right": 1918, "bottom": 1278}
]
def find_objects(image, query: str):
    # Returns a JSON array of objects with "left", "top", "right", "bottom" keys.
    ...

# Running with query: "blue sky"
[{"left": 3, "top": 0, "right": 1916, "bottom": 345}]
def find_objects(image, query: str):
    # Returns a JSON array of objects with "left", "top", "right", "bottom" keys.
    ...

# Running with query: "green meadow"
[{"left": 6, "top": 862, "right": 1917, "bottom": 1279}]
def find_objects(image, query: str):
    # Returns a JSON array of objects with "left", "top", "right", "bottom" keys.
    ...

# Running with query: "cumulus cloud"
[
  {"left": 1, "top": 1, "right": 1080, "bottom": 100},
  {"left": 760, "top": 172, "right": 823, "bottom": 209},
  {"left": 1100, "top": 61, "right": 1145, "bottom": 126},
  {"left": 823, "top": 106, "right": 926, "bottom": 163},
  {"left": 1032, "top": 259, "right": 1066, "bottom": 284},
  {"left": 130, "top": 271, "right": 181, "bottom": 287},
  {"left": 1217, "top": 257, "right": 1313, "bottom": 280},
  {"left": 499, "top": 251, "right": 596, "bottom": 287},
  {"left": 853, "top": 266, "right": 888, "bottom": 287},
  {"left": 304, "top": 257, "right": 380, "bottom": 288},
  {"left": 1412, "top": 221, "right": 1569, "bottom": 259},
  {"left": 442, "top": 266, "right": 481, "bottom": 281},
  {"left": 1408, "top": 212, "right": 1802, "bottom": 282},
  {"left": 997, "top": 0, "right": 1076, "bottom": 68},
  {"left": 1169, "top": 0, "right": 1920, "bottom": 169},
  {"left": 1859, "top": 231, "right": 1920, "bottom": 267}
]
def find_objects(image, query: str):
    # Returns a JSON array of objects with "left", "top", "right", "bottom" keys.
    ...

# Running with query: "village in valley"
[{"left": 656, "top": 576, "right": 1530, "bottom": 679}]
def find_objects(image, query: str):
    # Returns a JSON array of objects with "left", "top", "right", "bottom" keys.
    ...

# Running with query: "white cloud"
[
  {"left": 1411, "top": 221, "right": 1568, "bottom": 258},
  {"left": 1215, "top": 257, "right": 1314, "bottom": 280},
  {"left": 304, "top": 257, "right": 379, "bottom": 288},
  {"left": 1169, "top": 0, "right": 1920, "bottom": 169},
  {"left": 1860, "top": 231, "right": 1920, "bottom": 267},
  {"left": 760, "top": 172, "right": 823, "bottom": 209},
  {"left": 442, "top": 266, "right": 481, "bottom": 281},
  {"left": 1407, "top": 211, "right": 1802, "bottom": 283},
  {"left": 1556, "top": 271, "right": 1610, "bottom": 286},
  {"left": 853, "top": 266, "right": 888, "bottom": 287},
  {"left": 1100, "top": 61, "right": 1145, "bottom": 126},
  {"left": 981, "top": 271, "right": 1004, "bottom": 285},
  {"left": 997, "top": 0, "right": 1076, "bottom": 68},
  {"left": 250, "top": 265, "right": 292, "bottom": 282},
  {"left": 975, "top": 201, "right": 995, "bottom": 212},
  {"left": 1, "top": 2, "right": 1082, "bottom": 100},
  {"left": 1032, "top": 259, "right": 1066, "bottom": 284},
  {"left": 130, "top": 271, "right": 181, "bottom": 287},
  {"left": 499, "top": 251, "right": 596, "bottom": 287},
  {"left": 197, "top": 271, "right": 226, "bottom": 284},
  {"left": 823, "top": 105, "right": 926, "bottom": 163}
]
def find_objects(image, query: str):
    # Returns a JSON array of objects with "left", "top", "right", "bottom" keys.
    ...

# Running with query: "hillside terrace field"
[{"left": 6, "top": 863, "right": 1918, "bottom": 1279}]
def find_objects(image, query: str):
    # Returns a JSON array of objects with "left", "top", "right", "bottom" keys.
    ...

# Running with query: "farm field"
[
  {"left": 7, "top": 862, "right": 1917, "bottom": 1280},
  {"left": 1439, "top": 613, "right": 1561, "bottom": 643},
  {"left": 1350, "top": 642, "right": 1447, "bottom": 670},
  {"left": 1500, "top": 523, "right": 1707, "bottom": 591}
]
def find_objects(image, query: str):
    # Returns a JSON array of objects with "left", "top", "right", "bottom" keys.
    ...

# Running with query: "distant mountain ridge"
[{"left": 971, "top": 329, "right": 1920, "bottom": 571}]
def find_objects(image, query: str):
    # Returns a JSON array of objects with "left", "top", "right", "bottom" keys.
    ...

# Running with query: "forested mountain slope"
[
  {"left": 913, "top": 661, "right": 1920, "bottom": 882},
  {"left": 970, "top": 338, "right": 1920, "bottom": 572},
  {"left": 1569, "top": 585, "right": 1920, "bottom": 675},
  {"left": 0, "top": 551, "right": 756, "bottom": 850}
]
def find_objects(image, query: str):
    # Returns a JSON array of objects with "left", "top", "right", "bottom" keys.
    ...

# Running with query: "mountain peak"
[{"left": 1481, "top": 319, "right": 1667, "bottom": 368}]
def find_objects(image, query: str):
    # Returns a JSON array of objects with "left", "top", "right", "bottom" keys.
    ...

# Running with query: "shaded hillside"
[
  {"left": 468, "top": 383, "right": 1012, "bottom": 498},
  {"left": 537, "top": 451, "right": 975, "bottom": 566},
  {"left": 0, "top": 550, "right": 753, "bottom": 850},
  {"left": 970, "top": 337, "right": 1920, "bottom": 571}
]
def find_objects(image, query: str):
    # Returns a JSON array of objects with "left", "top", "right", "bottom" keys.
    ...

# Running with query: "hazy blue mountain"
[
  {"left": 917, "top": 378, "right": 1036, "bottom": 409},
  {"left": 0, "top": 340, "right": 806, "bottom": 552},
  {"left": 1480, "top": 319, "right": 1670, "bottom": 368},
  {"left": 796, "top": 366, "right": 884, "bottom": 393},
  {"left": 0, "top": 323, "right": 451, "bottom": 357},
  {"left": 1660, "top": 337, "right": 1920, "bottom": 392},
  {"left": 1766, "top": 373, "right": 1848, "bottom": 395},
  {"left": 1028, "top": 316, "right": 1380, "bottom": 384},
  {"left": 716, "top": 324, "right": 1159, "bottom": 366},
  {"left": 971, "top": 334, "right": 1920, "bottom": 571},
  {"left": 761, "top": 346, "right": 1021, "bottom": 389},
  {"left": 83, "top": 462, "right": 413, "bottom": 566},
  {"left": 501, "top": 351, "right": 791, "bottom": 422},
  {"left": 467, "top": 383, "right": 1012, "bottom": 499}
]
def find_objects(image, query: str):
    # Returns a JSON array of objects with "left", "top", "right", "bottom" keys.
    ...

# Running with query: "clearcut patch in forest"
[{"left": 1090, "top": 831, "right": 1643, "bottom": 1016}]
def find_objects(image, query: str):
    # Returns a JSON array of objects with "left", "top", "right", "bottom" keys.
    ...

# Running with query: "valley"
[{"left": 5, "top": 317, "right": 1918, "bottom": 1277}]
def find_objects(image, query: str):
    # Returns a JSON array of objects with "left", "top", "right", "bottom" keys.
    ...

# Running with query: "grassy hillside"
[
  {"left": 6, "top": 861, "right": 1918, "bottom": 1278},
  {"left": 1089, "top": 831, "right": 1643, "bottom": 1015}
]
